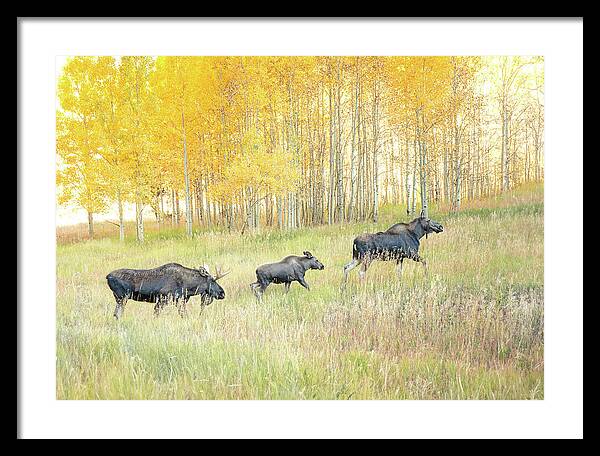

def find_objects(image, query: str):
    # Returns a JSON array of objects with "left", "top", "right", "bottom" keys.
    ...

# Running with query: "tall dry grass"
[{"left": 56, "top": 183, "right": 544, "bottom": 399}]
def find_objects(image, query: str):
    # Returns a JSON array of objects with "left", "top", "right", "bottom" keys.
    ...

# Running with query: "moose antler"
[{"left": 213, "top": 265, "right": 231, "bottom": 281}]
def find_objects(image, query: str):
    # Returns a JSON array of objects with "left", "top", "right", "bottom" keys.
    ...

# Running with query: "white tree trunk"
[
  {"left": 135, "top": 199, "right": 144, "bottom": 242},
  {"left": 117, "top": 189, "right": 125, "bottom": 242},
  {"left": 87, "top": 211, "right": 94, "bottom": 239},
  {"left": 182, "top": 110, "right": 193, "bottom": 237}
]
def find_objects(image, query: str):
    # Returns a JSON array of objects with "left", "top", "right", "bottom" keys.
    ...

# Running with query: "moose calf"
[{"left": 250, "top": 251, "right": 325, "bottom": 300}]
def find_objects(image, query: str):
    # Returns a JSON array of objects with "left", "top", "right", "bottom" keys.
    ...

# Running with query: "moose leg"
[
  {"left": 298, "top": 277, "right": 310, "bottom": 291},
  {"left": 413, "top": 255, "right": 428, "bottom": 276},
  {"left": 174, "top": 298, "right": 185, "bottom": 318},
  {"left": 358, "top": 260, "right": 371, "bottom": 282},
  {"left": 396, "top": 258, "right": 404, "bottom": 278},
  {"left": 199, "top": 294, "right": 210, "bottom": 307},
  {"left": 179, "top": 301, "right": 187, "bottom": 317},
  {"left": 257, "top": 283, "right": 268, "bottom": 301},
  {"left": 154, "top": 297, "right": 166, "bottom": 317},
  {"left": 249, "top": 281, "right": 261, "bottom": 298},
  {"left": 250, "top": 281, "right": 260, "bottom": 298},
  {"left": 284, "top": 282, "right": 291, "bottom": 294},
  {"left": 343, "top": 259, "right": 361, "bottom": 285},
  {"left": 177, "top": 298, "right": 189, "bottom": 318},
  {"left": 113, "top": 297, "right": 126, "bottom": 320},
  {"left": 251, "top": 281, "right": 268, "bottom": 301}
]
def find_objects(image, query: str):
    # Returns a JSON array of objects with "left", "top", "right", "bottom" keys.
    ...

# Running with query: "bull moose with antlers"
[
  {"left": 106, "top": 262, "right": 230, "bottom": 319},
  {"left": 343, "top": 210, "right": 444, "bottom": 285}
]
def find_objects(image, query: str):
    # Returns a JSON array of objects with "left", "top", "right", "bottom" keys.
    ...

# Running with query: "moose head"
[
  {"left": 199, "top": 264, "right": 230, "bottom": 303},
  {"left": 417, "top": 209, "right": 444, "bottom": 238},
  {"left": 303, "top": 251, "right": 325, "bottom": 270}
]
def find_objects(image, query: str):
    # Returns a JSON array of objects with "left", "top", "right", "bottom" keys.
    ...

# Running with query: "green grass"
[{"left": 56, "top": 183, "right": 544, "bottom": 399}]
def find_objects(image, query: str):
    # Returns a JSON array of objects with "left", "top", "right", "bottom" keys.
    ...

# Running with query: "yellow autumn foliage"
[
  {"left": 56, "top": 55, "right": 543, "bottom": 233},
  {"left": 209, "top": 128, "right": 300, "bottom": 203}
]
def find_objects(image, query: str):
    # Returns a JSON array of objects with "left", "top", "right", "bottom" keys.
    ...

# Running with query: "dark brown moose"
[
  {"left": 343, "top": 210, "right": 444, "bottom": 285},
  {"left": 106, "top": 262, "right": 230, "bottom": 319},
  {"left": 250, "top": 251, "right": 325, "bottom": 300}
]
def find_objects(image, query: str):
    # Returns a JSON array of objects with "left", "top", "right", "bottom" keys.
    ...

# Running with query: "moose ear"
[
  {"left": 303, "top": 251, "right": 313, "bottom": 259},
  {"left": 420, "top": 208, "right": 425, "bottom": 218}
]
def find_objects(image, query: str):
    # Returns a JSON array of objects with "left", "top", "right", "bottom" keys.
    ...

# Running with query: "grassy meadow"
[{"left": 56, "top": 183, "right": 544, "bottom": 400}]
